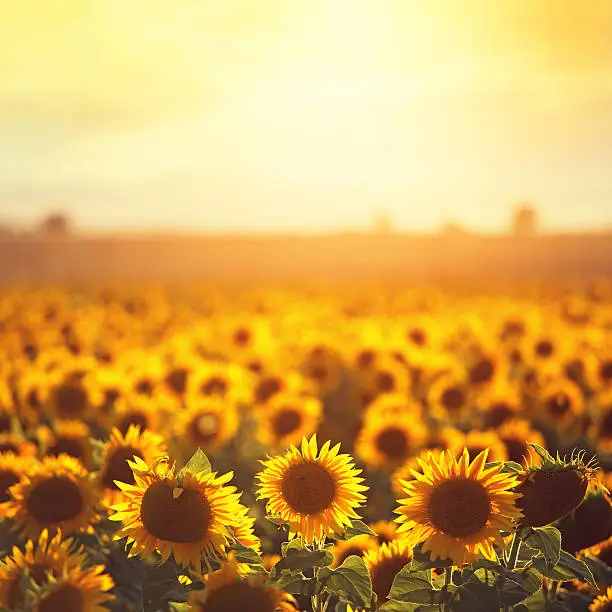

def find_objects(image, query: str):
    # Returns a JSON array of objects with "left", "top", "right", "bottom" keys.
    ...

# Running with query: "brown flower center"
[
  {"left": 271, "top": 409, "right": 302, "bottom": 438},
  {"left": 200, "top": 581, "right": 276, "bottom": 612},
  {"left": 0, "top": 442, "right": 19, "bottom": 454},
  {"left": 55, "top": 385, "right": 88, "bottom": 418},
  {"left": 356, "top": 349, "right": 376, "bottom": 370},
  {"left": 135, "top": 379, "right": 154, "bottom": 396},
  {"left": 232, "top": 328, "right": 252, "bottom": 347},
  {"left": 0, "top": 415, "right": 11, "bottom": 433},
  {"left": 564, "top": 359, "right": 585, "bottom": 384},
  {"left": 485, "top": 403, "right": 513, "bottom": 428},
  {"left": 117, "top": 412, "right": 149, "bottom": 435},
  {"left": 201, "top": 376, "right": 228, "bottom": 397},
  {"left": 0, "top": 468, "right": 20, "bottom": 502},
  {"left": 376, "top": 371, "right": 396, "bottom": 393},
  {"left": 547, "top": 393, "right": 572, "bottom": 418},
  {"left": 469, "top": 359, "right": 495, "bottom": 385},
  {"left": 26, "top": 477, "right": 84, "bottom": 524},
  {"left": 47, "top": 437, "right": 85, "bottom": 462},
  {"left": 37, "top": 584, "right": 84, "bottom": 612},
  {"left": 310, "top": 364, "right": 328, "bottom": 382},
  {"left": 371, "top": 554, "right": 413, "bottom": 602},
  {"left": 189, "top": 413, "right": 221, "bottom": 444},
  {"left": 375, "top": 427, "right": 410, "bottom": 462},
  {"left": 600, "top": 361, "right": 612, "bottom": 383},
  {"left": 441, "top": 387, "right": 465, "bottom": 412},
  {"left": 141, "top": 481, "right": 212, "bottom": 543},
  {"left": 165, "top": 368, "right": 189, "bottom": 395},
  {"left": 102, "top": 446, "right": 144, "bottom": 489},
  {"left": 599, "top": 409, "right": 612, "bottom": 438},
  {"left": 408, "top": 328, "right": 426, "bottom": 347},
  {"left": 428, "top": 479, "right": 491, "bottom": 538},
  {"left": 502, "top": 438, "right": 528, "bottom": 464},
  {"left": 281, "top": 461, "right": 337, "bottom": 515},
  {"left": 535, "top": 340, "right": 554, "bottom": 358},
  {"left": 255, "top": 377, "right": 282, "bottom": 404},
  {"left": 335, "top": 546, "right": 366, "bottom": 566},
  {"left": 104, "top": 388, "right": 120, "bottom": 405}
]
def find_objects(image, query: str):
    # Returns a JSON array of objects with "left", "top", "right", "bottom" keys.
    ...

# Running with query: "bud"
[{"left": 515, "top": 444, "right": 598, "bottom": 528}]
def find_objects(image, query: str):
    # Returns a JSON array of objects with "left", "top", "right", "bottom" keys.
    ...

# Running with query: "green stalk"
[{"left": 442, "top": 566, "right": 453, "bottom": 612}]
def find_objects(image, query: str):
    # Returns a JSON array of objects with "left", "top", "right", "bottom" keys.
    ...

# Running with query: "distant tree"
[
  {"left": 40, "top": 212, "right": 71, "bottom": 236},
  {"left": 512, "top": 203, "right": 538, "bottom": 236}
]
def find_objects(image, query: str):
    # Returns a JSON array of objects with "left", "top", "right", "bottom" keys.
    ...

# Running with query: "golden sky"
[{"left": 1, "top": 0, "right": 611, "bottom": 232}]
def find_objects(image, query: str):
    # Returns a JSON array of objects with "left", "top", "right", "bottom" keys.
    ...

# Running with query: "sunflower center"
[
  {"left": 336, "top": 546, "right": 366, "bottom": 566},
  {"left": 27, "top": 389, "right": 41, "bottom": 409},
  {"left": 371, "top": 554, "right": 413, "bottom": 602},
  {"left": 310, "top": 365, "right": 328, "bottom": 382},
  {"left": 564, "top": 359, "right": 585, "bottom": 383},
  {"left": 599, "top": 409, "right": 612, "bottom": 438},
  {"left": 232, "top": 328, "right": 252, "bottom": 347},
  {"left": 0, "top": 415, "right": 11, "bottom": 432},
  {"left": 376, "top": 371, "right": 396, "bottom": 393},
  {"left": 281, "top": 461, "right": 337, "bottom": 515},
  {"left": 102, "top": 446, "right": 144, "bottom": 489},
  {"left": 189, "top": 414, "right": 221, "bottom": 443},
  {"left": 38, "top": 584, "right": 84, "bottom": 612},
  {"left": 356, "top": 349, "right": 375, "bottom": 369},
  {"left": 104, "top": 388, "right": 120, "bottom": 405},
  {"left": 428, "top": 479, "right": 491, "bottom": 538},
  {"left": 201, "top": 376, "right": 228, "bottom": 397},
  {"left": 135, "top": 379, "right": 154, "bottom": 396},
  {"left": 469, "top": 359, "right": 495, "bottom": 385},
  {"left": 55, "top": 384, "right": 88, "bottom": 418},
  {"left": 140, "top": 481, "right": 212, "bottom": 543},
  {"left": 375, "top": 427, "right": 410, "bottom": 462},
  {"left": 200, "top": 581, "right": 276, "bottom": 612},
  {"left": 408, "top": 328, "right": 426, "bottom": 346},
  {"left": 441, "top": 387, "right": 465, "bottom": 412},
  {"left": 502, "top": 438, "right": 527, "bottom": 464},
  {"left": 272, "top": 409, "right": 302, "bottom": 437},
  {"left": 485, "top": 403, "right": 513, "bottom": 428},
  {"left": 26, "top": 477, "right": 84, "bottom": 524},
  {"left": 256, "top": 377, "right": 282, "bottom": 404},
  {"left": 601, "top": 361, "right": 612, "bottom": 382},
  {"left": 166, "top": 368, "right": 189, "bottom": 395},
  {"left": 48, "top": 437, "right": 85, "bottom": 461},
  {"left": 535, "top": 340, "right": 554, "bottom": 358},
  {"left": 0, "top": 468, "right": 19, "bottom": 502},
  {"left": 547, "top": 394, "right": 571, "bottom": 418},
  {"left": 0, "top": 442, "right": 19, "bottom": 454},
  {"left": 117, "top": 412, "right": 149, "bottom": 435}
]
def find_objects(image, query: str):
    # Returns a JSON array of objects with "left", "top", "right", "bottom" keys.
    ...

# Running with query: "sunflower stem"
[
  {"left": 548, "top": 580, "right": 560, "bottom": 601},
  {"left": 442, "top": 566, "right": 453, "bottom": 612}
]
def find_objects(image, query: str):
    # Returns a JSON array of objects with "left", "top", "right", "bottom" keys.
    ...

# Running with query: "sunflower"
[
  {"left": 595, "top": 354, "right": 612, "bottom": 391},
  {"left": 478, "top": 383, "right": 523, "bottom": 428},
  {"left": 189, "top": 361, "right": 253, "bottom": 406},
  {"left": 355, "top": 412, "right": 427, "bottom": 470},
  {"left": 464, "top": 430, "right": 509, "bottom": 463},
  {"left": 0, "top": 432, "right": 37, "bottom": 457},
  {"left": 256, "top": 393, "right": 322, "bottom": 449},
  {"left": 38, "top": 420, "right": 93, "bottom": 467},
  {"left": 371, "top": 520, "right": 398, "bottom": 545},
  {"left": 0, "top": 529, "right": 87, "bottom": 609},
  {"left": 1, "top": 455, "right": 100, "bottom": 538},
  {"left": 175, "top": 397, "right": 239, "bottom": 455},
  {"left": 537, "top": 378, "right": 584, "bottom": 427},
  {"left": 394, "top": 448, "right": 522, "bottom": 566},
  {"left": 0, "top": 452, "right": 29, "bottom": 503},
  {"left": 97, "top": 425, "right": 167, "bottom": 505},
  {"left": 256, "top": 435, "right": 368, "bottom": 544},
  {"left": 29, "top": 563, "right": 114, "bottom": 612},
  {"left": 498, "top": 419, "right": 546, "bottom": 464},
  {"left": 590, "top": 586, "right": 612, "bottom": 612},
  {"left": 253, "top": 371, "right": 313, "bottom": 407},
  {"left": 189, "top": 558, "right": 297, "bottom": 612},
  {"left": 580, "top": 536, "right": 612, "bottom": 569},
  {"left": 363, "top": 539, "right": 414, "bottom": 604},
  {"left": 590, "top": 391, "right": 612, "bottom": 454},
  {"left": 48, "top": 376, "right": 93, "bottom": 421},
  {"left": 363, "top": 358, "right": 410, "bottom": 401},
  {"left": 113, "top": 395, "right": 161, "bottom": 435},
  {"left": 428, "top": 375, "right": 472, "bottom": 422},
  {"left": 466, "top": 351, "right": 503, "bottom": 389},
  {"left": 426, "top": 427, "right": 466, "bottom": 456},
  {"left": 330, "top": 534, "right": 378, "bottom": 568},
  {"left": 110, "top": 456, "right": 245, "bottom": 572},
  {"left": 299, "top": 343, "right": 342, "bottom": 394}
]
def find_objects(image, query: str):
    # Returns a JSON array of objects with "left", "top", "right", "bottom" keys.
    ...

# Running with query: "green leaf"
[
  {"left": 270, "top": 546, "right": 333, "bottom": 578},
  {"left": 339, "top": 519, "right": 377, "bottom": 539},
  {"left": 169, "top": 604, "right": 190, "bottom": 612},
  {"left": 387, "top": 566, "right": 440, "bottom": 604},
  {"left": 410, "top": 543, "right": 453, "bottom": 570},
  {"left": 521, "top": 526, "right": 562, "bottom": 565},
  {"left": 143, "top": 564, "right": 188, "bottom": 612},
  {"left": 317, "top": 555, "right": 373, "bottom": 608},
  {"left": 532, "top": 551, "right": 596, "bottom": 586},
  {"left": 279, "top": 577, "right": 316, "bottom": 596},
  {"left": 180, "top": 448, "right": 211, "bottom": 476},
  {"left": 378, "top": 602, "right": 439, "bottom": 611},
  {"left": 528, "top": 443, "right": 555, "bottom": 464},
  {"left": 584, "top": 555, "right": 612, "bottom": 587},
  {"left": 266, "top": 515, "right": 288, "bottom": 527},
  {"left": 281, "top": 536, "right": 304, "bottom": 557},
  {"left": 450, "top": 581, "right": 500, "bottom": 612},
  {"left": 498, "top": 569, "right": 542, "bottom": 606},
  {"left": 229, "top": 539, "right": 263, "bottom": 567}
]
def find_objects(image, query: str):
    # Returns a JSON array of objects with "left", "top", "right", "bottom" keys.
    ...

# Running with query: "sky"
[{"left": 1, "top": 0, "right": 611, "bottom": 233}]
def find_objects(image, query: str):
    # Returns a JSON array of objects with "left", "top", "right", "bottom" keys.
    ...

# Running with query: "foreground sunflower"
[
  {"left": 256, "top": 435, "right": 368, "bottom": 543},
  {"left": 189, "top": 558, "right": 297, "bottom": 612},
  {"left": 109, "top": 456, "right": 244, "bottom": 572},
  {"left": 590, "top": 586, "right": 612, "bottom": 612},
  {"left": 394, "top": 448, "right": 522, "bottom": 565},
  {"left": 1, "top": 455, "right": 100, "bottom": 538}
]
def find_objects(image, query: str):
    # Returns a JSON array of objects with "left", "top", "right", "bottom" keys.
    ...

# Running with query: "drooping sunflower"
[
  {"left": 97, "top": 425, "right": 167, "bottom": 505},
  {"left": 175, "top": 397, "right": 239, "bottom": 455},
  {"left": 590, "top": 586, "right": 612, "bottom": 612},
  {"left": 1, "top": 455, "right": 100, "bottom": 538},
  {"left": 28, "top": 563, "right": 114, "bottom": 612},
  {"left": 330, "top": 534, "right": 378, "bottom": 568},
  {"left": 363, "top": 539, "right": 414, "bottom": 604},
  {"left": 110, "top": 456, "right": 245, "bottom": 572},
  {"left": 0, "top": 452, "right": 29, "bottom": 503},
  {"left": 256, "top": 435, "right": 368, "bottom": 544},
  {"left": 394, "top": 448, "right": 522, "bottom": 565},
  {"left": 0, "top": 529, "right": 87, "bottom": 609},
  {"left": 355, "top": 411, "right": 428, "bottom": 470},
  {"left": 189, "top": 558, "right": 297, "bottom": 612},
  {"left": 38, "top": 420, "right": 93, "bottom": 467},
  {"left": 256, "top": 393, "right": 322, "bottom": 449}
]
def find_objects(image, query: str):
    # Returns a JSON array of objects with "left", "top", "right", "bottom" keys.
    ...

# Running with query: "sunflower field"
[{"left": 1, "top": 282, "right": 612, "bottom": 612}]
